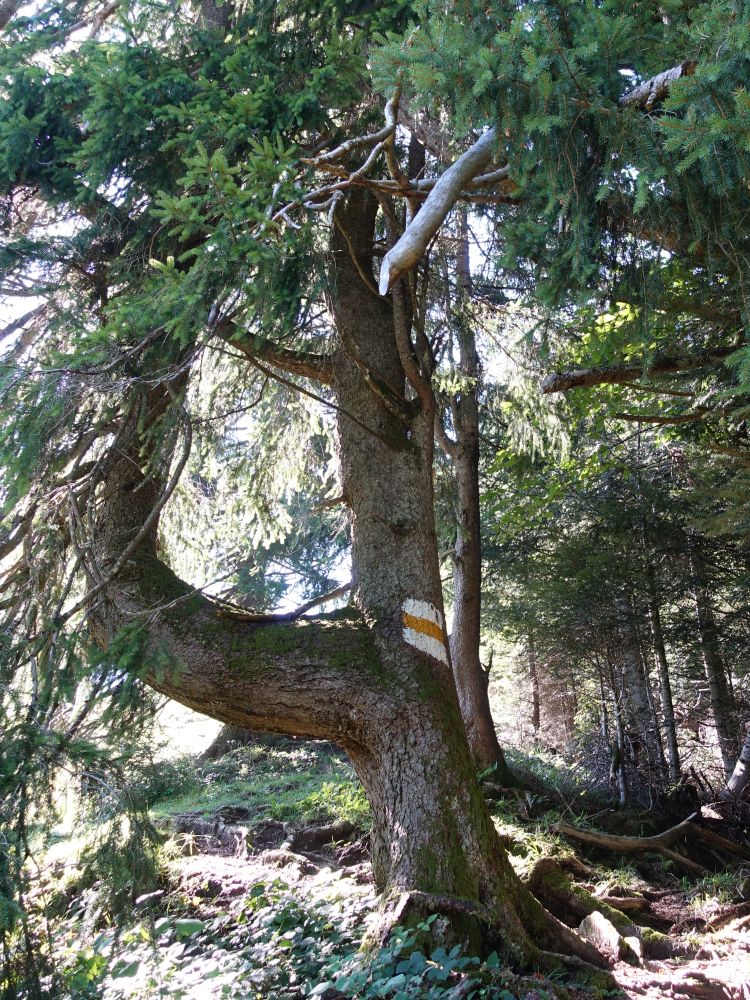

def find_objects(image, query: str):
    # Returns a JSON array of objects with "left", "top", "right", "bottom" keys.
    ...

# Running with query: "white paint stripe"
[
  {"left": 402, "top": 597, "right": 444, "bottom": 630},
  {"left": 402, "top": 626, "right": 449, "bottom": 666}
]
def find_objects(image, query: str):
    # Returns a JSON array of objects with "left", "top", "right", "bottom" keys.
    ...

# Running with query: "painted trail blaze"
[{"left": 402, "top": 598, "right": 449, "bottom": 666}]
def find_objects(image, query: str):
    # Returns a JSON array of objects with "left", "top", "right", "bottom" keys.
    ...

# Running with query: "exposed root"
[{"left": 527, "top": 858, "right": 674, "bottom": 959}]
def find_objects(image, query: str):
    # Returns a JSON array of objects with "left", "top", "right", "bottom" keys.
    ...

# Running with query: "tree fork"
[{"left": 87, "top": 189, "right": 611, "bottom": 973}]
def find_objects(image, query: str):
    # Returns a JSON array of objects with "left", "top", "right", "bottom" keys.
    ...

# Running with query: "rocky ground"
[{"left": 160, "top": 802, "right": 750, "bottom": 1000}]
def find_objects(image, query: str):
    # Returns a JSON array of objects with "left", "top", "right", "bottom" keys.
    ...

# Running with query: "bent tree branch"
[
  {"left": 379, "top": 129, "right": 503, "bottom": 295},
  {"left": 373, "top": 58, "right": 700, "bottom": 294}
]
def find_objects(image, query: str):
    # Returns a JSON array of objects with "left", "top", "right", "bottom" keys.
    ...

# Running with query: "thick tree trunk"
[
  {"left": 0, "top": 0, "right": 22, "bottom": 30},
  {"left": 645, "top": 565, "right": 681, "bottom": 783},
  {"left": 689, "top": 546, "right": 737, "bottom": 777},
  {"left": 89, "top": 191, "right": 606, "bottom": 970}
]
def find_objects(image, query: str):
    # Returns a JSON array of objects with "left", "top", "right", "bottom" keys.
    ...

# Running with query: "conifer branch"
[
  {"left": 620, "top": 60, "right": 697, "bottom": 110},
  {"left": 219, "top": 324, "right": 334, "bottom": 384},
  {"left": 612, "top": 408, "right": 711, "bottom": 425},
  {"left": 541, "top": 345, "right": 738, "bottom": 394}
]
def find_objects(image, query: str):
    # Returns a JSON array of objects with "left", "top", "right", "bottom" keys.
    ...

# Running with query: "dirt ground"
[{"left": 164, "top": 809, "right": 750, "bottom": 1000}]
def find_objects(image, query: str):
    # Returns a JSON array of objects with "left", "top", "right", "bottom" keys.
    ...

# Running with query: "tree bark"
[
  {"left": 0, "top": 0, "right": 22, "bottom": 30},
  {"left": 722, "top": 725, "right": 750, "bottom": 801},
  {"left": 379, "top": 128, "right": 501, "bottom": 294},
  {"left": 615, "top": 594, "right": 667, "bottom": 787},
  {"left": 89, "top": 190, "right": 603, "bottom": 968},
  {"left": 447, "top": 214, "right": 516, "bottom": 784},
  {"left": 688, "top": 545, "right": 737, "bottom": 777},
  {"left": 644, "top": 565, "right": 681, "bottom": 783}
]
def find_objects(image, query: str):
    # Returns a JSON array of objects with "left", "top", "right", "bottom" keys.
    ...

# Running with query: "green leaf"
[{"left": 173, "top": 918, "right": 205, "bottom": 938}]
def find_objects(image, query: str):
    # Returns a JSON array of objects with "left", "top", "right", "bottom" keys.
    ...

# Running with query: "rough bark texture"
[
  {"left": 689, "top": 546, "right": 737, "bottom": 777},
  {"left": 88, "top": 189, "right": 604, "bottom": 969}
]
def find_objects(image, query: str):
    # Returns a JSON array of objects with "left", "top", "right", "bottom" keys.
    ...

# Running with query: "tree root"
[
  {"left": 526, "top": 858, "right": 674, "bottom": 959},
  {"left": 368, "top": 882, "right": 614, "bottom": 986}
]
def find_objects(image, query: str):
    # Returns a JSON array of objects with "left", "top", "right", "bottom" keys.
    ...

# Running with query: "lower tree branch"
[
  {"left": 218, "top": 323, "right": 334, "bottom": 384},
  {"left": 541, "top": 346, "right": 738, "bottom": 394}
]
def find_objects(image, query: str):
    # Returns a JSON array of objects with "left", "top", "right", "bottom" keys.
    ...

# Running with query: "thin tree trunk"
[
  {"left": 447, "top": 212, "right": 516, "bottom": 784},
  {"left": 645, "top": 564, "right": 681, "bottom": 783},
  {"left": 616, "top": 593, "right": 667, "bottom": 786},
  {"left": 529, "top": 631, "right": 541, "bottom": 737},
  {"left": 689, "top": 545, "right": 737, "bottom": 777},
  {"left": 607, "top": 657, "right": 629, "bottom": 808},
  {"left": 721, "top": 725, "right": 750, "bottom": 800}
]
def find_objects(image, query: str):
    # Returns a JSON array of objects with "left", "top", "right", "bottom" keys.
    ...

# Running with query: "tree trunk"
[
  {"left": 609, "top": 659, "right": 630, "bottom": 810},
  {"left": 615, "top": 594, "right": 667, "bottom": 787},
  {"left": 447, "top": 213, "right": 516, "bottom": 784},
  {"left": 0, "top": 0, "right": 22, "bottom": 30},
  {"left": 645, "top": 565, "right": 681, "bottom": 783},
  {"left": 450, "top": 436, "right": 515, "bottom": 782},
  {"left": 689, "top": 546, "right": 737, "bottom": 778},
  {"left": 722, "top": 725, "right": 750, "bottom": 801},
  {"left": 529, "top": 631, "right": 541, "bottom": 737},
  {"left": 89, "top": 190, "right": 603, "bottom": 969}
]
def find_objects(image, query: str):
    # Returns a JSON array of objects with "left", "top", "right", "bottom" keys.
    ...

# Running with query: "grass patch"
[{"left": 147, "top": 739, "right": 371, "bottom": 830}]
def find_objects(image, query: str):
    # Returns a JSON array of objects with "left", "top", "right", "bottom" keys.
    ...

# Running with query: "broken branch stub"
[{"left": 379, "top": 127, "right": 499, "bottom": 296}]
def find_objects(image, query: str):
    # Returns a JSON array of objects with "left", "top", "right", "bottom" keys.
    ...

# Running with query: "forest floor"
[{"left": 43, "top": 737, "right": 750, "bottom": 999}]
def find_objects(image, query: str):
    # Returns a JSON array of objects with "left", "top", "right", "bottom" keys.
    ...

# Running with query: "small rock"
[
  {"left": 578, "top": 911, "right": 641, "bottom": 965},
  {"left": 622, "top": 934, "right": 643, "bottom": 963}
]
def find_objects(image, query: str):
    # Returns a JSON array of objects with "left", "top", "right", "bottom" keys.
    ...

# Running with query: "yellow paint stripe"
[{"left": 402, "top": 612, "right": 444, "bottom": 643}]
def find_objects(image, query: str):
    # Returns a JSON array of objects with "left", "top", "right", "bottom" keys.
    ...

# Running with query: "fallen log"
[
  {"left": 556, "top": 813, "right": 750, "bottom": 874},
  {"left": 555, "top": 815, "right": 706, "bottom": 874}
]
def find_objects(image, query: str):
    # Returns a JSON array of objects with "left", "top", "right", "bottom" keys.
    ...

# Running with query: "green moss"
[
  {"left": 246, "top": 623, "right": 300, "bottom": 656},
  {"left": 317, "top": 606, "right": 363, "bottom": 623}
]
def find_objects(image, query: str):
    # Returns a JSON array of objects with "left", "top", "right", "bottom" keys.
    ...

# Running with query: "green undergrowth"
[
  {"left": 146, "top": 740, "right": 371, "bottom": 829},
  {"left": 52, "top": 879, "right": 600, "bottom": 999},
  {"left": 685, "top": 866, "right": 750, "bottom": 914},
  {"left": 17, "top": 737, "right": 720, "bottom": 999}
]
